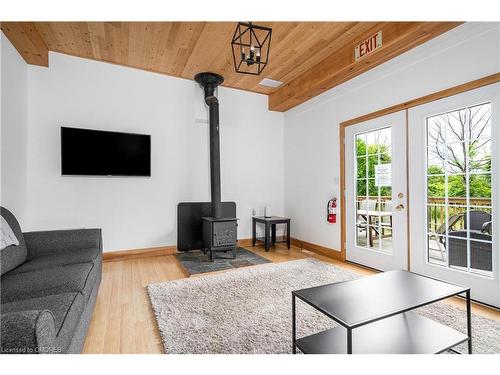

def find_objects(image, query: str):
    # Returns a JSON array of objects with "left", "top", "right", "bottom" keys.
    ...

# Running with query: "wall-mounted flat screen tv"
[{"left": 61, "top": 127, "right": 151, "bottom": 176}]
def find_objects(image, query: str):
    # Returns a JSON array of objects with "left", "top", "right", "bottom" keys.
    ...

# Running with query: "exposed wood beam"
[
  {"left": 0, "top": 22, "right": 48, "bottom": 66},
  {"left": 269, "top": 22, "right": 463, "bottom": 112}
]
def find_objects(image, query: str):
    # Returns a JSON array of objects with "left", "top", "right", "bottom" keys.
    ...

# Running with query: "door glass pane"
[
  {"left": 444, "top": 144, "right": 466, "bottom": 174},
  {"left": 425, "top": 102, "right": 493, "bottom": 277},
  {"left": 427, "top": 204, "right": 446, "bottom": 234},
  {"left": 469, "top": 140, "right": 491, "bottom": 173},
  {"left": 427, "top": 234, "right": 447, "bottom": 266},
  {"left": 469, "top": 174, "right": 491, "bottom": 199},
  {"left": 427, "top": 175, "right": 445, "bottom": 199},
  {"left": 427, "top": 150, "right": 446, "bottom": 174},
  {"left": 357, "top": 179, "right": 367, "bottom": 196},
  {"left": 355, "top": 127, "right": 392, "bottom": 253},
  {"left": 357, "top": 156, "right": 367, "bottom": 178}
]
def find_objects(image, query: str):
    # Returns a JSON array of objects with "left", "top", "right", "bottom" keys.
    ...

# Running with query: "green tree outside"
[
  {"left": 356, "top": 137, "right": 391, "bottom": 197},
  {"left": 356, "top": 139, "right": 491, "bottom": 199}
]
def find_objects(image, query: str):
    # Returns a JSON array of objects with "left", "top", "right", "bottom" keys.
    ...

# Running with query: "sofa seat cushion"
[
  {"left": 2, "top": 292, "right": 86, "bottom": 352},
  {"left": 9, "top": 248, "right": 100, "bottom": 274},
  {"left": 0, "top": 262, "right": 97, "bottom": 304}
]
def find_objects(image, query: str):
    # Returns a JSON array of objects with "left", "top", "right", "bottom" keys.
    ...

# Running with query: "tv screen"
[{"left": 61, "top": 127, "right": 151, "bottom": 176}]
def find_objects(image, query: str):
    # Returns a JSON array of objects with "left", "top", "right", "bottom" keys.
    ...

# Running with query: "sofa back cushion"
[
  {"left": 1, "top": 215, "right": 19, "bottom": 250},
  {"left": 1, "top": 207, "right": 27, "bottom": 276}
]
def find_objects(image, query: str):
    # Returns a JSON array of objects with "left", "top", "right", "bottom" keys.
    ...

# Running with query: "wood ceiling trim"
[
  {"left": 268, "top": 22, "right": 463, "bottom": 112},
  {"left": 0, "top": 22, "right": 48, "bottom": 66}
]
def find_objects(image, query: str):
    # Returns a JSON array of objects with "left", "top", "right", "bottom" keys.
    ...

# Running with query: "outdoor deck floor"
[{"left": 356, "top": 232, "right": 493, "bottom": 277}]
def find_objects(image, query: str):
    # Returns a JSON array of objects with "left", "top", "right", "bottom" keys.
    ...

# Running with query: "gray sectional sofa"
[{"left": 0, "top": 207, "right": 102, "bottom": 354}]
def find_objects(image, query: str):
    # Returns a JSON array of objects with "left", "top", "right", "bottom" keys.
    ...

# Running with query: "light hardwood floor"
[{"left": 83, "top": 244, "right": 500, "bottom": 354}]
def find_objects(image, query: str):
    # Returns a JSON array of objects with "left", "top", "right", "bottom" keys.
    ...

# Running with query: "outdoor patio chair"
[
  {"left": 356, "top": 199, "right": 378, "bottom": 228},
  {"left": 381, "top": 200, "right": 392, "bottom": 229},
  {"left": 357, "top": 200, "right": 379, "bottom": 246},
  {"left": 428, "top": 212, "right": 463, "bottom": 261},
  {"left": 428, "top": 230, "right": 447, "bottom": 261},
  {"left": 360, "top": 199, "right": 378, "bottom": 212},
  {"left": 448, "top": 210, "right": 492, "bottom": 272},
  {"left": 429, "top": 210, "right": 492, "bottom": 265},
  {"left": 463, "top": 210, "right": 492, "bottom": 233}
]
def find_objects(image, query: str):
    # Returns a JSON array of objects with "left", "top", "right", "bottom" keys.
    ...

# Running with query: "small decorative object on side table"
[{"left": 252, "top": 216, "right": 291, "bottom": 251}]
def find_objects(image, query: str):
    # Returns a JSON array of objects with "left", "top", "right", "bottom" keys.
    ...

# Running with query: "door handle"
[{"left": 395, "top": 204, "right": 405, "bottom": 211}]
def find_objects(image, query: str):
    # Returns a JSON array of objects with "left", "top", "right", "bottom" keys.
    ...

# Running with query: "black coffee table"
[{"left": 292, "top": 270, "right": 472, "bottom": 354}]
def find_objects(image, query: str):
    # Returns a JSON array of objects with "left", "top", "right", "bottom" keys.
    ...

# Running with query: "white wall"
[
  {"left": 1, "top": 33, "right": 28, "bottom": 224},
  {"left": 25, "top": 52, "right": 284, "bottom": 251},
  {"left": 284, "top": 22, "right": 500, "bottom": 252}
]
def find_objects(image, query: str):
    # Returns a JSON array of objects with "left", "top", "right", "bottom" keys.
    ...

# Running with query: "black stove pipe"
[
  {"left": 207, "top": 97, "right": 221, "bottom": 219},
  {"left": 194, "top": 72, "right": 224, "bottom": 219}
]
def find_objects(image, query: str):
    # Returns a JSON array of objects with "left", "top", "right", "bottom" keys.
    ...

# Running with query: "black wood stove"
[
  {"left": 201, "top": 217, "right": 237, "bottom": 261},
  {"left": 188, "top": 72, "right": 238, "bottom": 262}
]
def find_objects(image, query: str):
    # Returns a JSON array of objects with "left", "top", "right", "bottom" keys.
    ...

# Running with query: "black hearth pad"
[{"left": 174, "top": 247, "right": 270, "bottom": 276}]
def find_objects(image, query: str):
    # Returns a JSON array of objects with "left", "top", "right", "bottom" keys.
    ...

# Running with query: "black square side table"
[{"left": 252, "top": 216, "right": 291, "bottom": 251}]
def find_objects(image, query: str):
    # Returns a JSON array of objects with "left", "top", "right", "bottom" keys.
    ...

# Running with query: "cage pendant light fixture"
[{"left": 231, "top": 22, "right": 272, "bottom": 75}]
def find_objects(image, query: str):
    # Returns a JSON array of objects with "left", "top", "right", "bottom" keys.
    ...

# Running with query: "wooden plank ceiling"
[{"left": 1, "top": 22, "right": 461, "bottom": 111}]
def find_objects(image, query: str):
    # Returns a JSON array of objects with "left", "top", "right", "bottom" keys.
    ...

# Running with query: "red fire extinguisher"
[{"left": 327, "top": 198, "right": 337, "bottom": 223}]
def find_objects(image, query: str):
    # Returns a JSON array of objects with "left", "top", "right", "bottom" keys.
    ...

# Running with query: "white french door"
[
  {"left": 409, "top": 84, "right": 500, "bottom": 307},
  {"left": 345, "top": 111, "right": 408, "bottom": 271}
]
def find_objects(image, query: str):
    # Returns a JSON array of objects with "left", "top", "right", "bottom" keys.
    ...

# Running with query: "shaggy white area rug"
[{"left": 147, "top": 258, "right": 500, "bottom": 354}]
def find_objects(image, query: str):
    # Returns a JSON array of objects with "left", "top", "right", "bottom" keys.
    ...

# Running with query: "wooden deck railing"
[
  {"left": 427, "top": 197, "right": 491, "bottom": 232},
  {"left": 357, "top": 196, "right": 492, "bottom": 232}
]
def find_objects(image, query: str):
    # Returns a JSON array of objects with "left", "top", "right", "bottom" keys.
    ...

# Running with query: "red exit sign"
[{"left": 355, "top": 31, "right": 383, "bottom": 61}]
